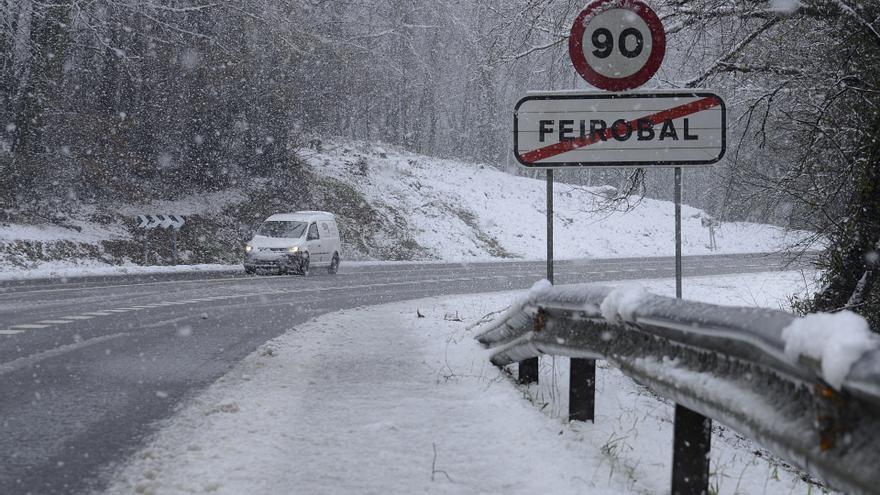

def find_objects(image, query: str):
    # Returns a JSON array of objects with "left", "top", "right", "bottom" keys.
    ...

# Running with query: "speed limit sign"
[{"left": 569, "top": 0, "right": 666, "bottom": 91}]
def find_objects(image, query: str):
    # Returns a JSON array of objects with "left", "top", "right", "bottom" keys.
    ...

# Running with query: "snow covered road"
[{"left": 103, "top": 271, "right": 827, "bottom": 495}]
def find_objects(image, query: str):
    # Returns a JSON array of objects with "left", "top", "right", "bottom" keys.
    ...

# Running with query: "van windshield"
[{"left": 256, "top": 221, "right": 307, "bottom": 239}]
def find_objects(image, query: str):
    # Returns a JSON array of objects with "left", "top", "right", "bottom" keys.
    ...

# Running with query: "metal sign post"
[
  {"left": 172, "top": 228, "right": 178, "bottom": 264},
  {"left": 547, "top": 169, "right": 554, "bottom": 284},
  {"left": 675, "top": 167, "right": 682, "bottom": 298},
  {"left": 519, "top": 170, "right": 554, "bottom": 385}
]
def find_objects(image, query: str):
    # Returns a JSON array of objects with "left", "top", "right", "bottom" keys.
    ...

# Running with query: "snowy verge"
[
  {"left": 0, "top": 261, "right": 240, "bottom": 281},
  {"left": 101, "top": 271, "right": 828, "bottom": 495},
  {"left": 305, "top": 140, "right": 819, "bottom": 261},
  {"left": 3, "top": 139, "right": 819, "bottom": 277}
]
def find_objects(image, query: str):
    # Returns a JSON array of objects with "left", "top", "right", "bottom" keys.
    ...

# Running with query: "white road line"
[
  {"left": 0, "top": 263, "right": 785, "bottom": 330},
  {"left": 0, "top": 333, "right": 128, "bottom": 374}
]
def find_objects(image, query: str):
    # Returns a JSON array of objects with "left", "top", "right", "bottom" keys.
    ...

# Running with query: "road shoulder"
[{"left": 101, "top": 271, "right": 825, "bottom": 495}]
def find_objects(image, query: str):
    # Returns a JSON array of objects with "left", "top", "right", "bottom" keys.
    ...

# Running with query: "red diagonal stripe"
[{"left": 520, "top": 96, "right": 722, "bottom": 163}]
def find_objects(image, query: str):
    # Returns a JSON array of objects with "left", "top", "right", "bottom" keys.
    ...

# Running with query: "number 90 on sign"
[
  {"left": 569, "top": 0, "right": 666, "bottom": 91},
  {"left": 591, "top": 26, "right": 643, "bottom": 60}
]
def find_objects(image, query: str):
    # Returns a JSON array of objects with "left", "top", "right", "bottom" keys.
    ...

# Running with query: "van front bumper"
[{"left": 244, "top": 252, "right": 307, "bottom": 272}]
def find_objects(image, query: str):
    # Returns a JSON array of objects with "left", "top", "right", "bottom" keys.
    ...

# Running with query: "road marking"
[
  {"left": 0, "top": 257, "right": 796, "bottom": 338},
  {"left": 0, "top": 333, "right": 128, "bottom": 374}
]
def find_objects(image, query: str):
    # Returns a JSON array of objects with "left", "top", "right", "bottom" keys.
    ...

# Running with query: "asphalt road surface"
[{"left": 0, "top": 253, "right": 808, "bottom": 494}]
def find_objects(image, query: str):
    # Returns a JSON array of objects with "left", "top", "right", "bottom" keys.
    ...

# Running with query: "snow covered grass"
[
  {"left": 0, "top": 222, "right": 128, "bottom": 244},
  {"left": 101, "top": 270, "right": 832, "bottom": 495},
  {"left": 305, "top": 140, "right": 816, "bottom": 261},
  {"left": 113, "top": 189, "right": 249, "bottom": 218},
  {"left": 2, "top": 139, "right": 817, "bottom": 278},
  {"left": 0, "top": 261, "right": 240, "bottom": 281}
]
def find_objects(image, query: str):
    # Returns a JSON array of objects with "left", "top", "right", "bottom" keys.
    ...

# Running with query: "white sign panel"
[{"left": 513, "top": 91, "right": 726, "bottom": 168}]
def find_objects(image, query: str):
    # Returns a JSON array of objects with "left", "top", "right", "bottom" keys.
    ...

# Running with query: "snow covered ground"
[
  {"left": 101, "top": 270, "right": 830, "bottom": 495},
  {"left": 306, "top": 141, "right": 815, "bottom": 261},
  {"left": 2, "top": 140, "right": 817, "bottom": 279},
  {"left": 0, "top": 262, "right": 241, "bottom": 281}
]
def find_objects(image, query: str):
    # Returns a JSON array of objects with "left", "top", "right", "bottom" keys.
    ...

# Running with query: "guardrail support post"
[
  {"left": 569, "top": 358, "right": 595, "bottom": 422},
  {"left": 518, "top": 358, "right": 539, "bottom": 384},
  {"left": 671, "top": 404, "right": 711, "bottom": 495}
]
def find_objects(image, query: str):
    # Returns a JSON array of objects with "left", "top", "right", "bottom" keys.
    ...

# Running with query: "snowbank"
[
  {"left": 306, "top": 140, "right": 816, "bottom": 261},
  {"left": 2, "top": 139, "right": 818, "bottom": 278},
  {"left": 0, "top": 261, "right": 239, "bottom": 281},
  {"left": 102, "top": 271, "right": 830, "bottom": 495},
  {"left": 0, "top": 222, "right": 126, "bottom": 243},
  {"left": 782, "top": 311, "right": 878, "bottom": 389}
]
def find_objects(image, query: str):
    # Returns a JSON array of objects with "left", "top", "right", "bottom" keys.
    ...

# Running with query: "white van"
[{"left": 244, "top": 211, "right": 341, "bottom": 275}]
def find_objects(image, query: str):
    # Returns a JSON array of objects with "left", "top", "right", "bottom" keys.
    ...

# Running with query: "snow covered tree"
[{"left": 658, "top": 0, "right": 880, "bottom": 328}]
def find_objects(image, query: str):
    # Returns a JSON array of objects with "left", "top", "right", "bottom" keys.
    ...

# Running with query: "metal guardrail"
[{"left": 475, "top": 282, "right": 880, "bottom": 495}]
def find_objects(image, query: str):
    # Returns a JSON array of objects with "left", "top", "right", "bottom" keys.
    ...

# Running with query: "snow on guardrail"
[{"left": 475, "top": 280, "right": 880, "bottom": 495}]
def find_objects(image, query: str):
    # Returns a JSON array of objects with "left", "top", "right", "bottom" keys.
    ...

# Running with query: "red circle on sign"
[{"left": 569, "top": 0, "right": 666, "bottom": 91}]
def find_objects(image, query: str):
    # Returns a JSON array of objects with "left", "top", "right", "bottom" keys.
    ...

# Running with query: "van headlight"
[
  {"left": 288, "top": 246, "right": 300, "bottom": 253},
  {"left": 245, "top": 244, "right": 252, "bottom": 253}
]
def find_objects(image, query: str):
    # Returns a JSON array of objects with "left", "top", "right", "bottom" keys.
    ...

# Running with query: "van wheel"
[
  {"left": 299, "top": 255, "right": 310, "bottom": 276},
  {"left": 328, "top": 253, "right": 339, "bottom": 274}
]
